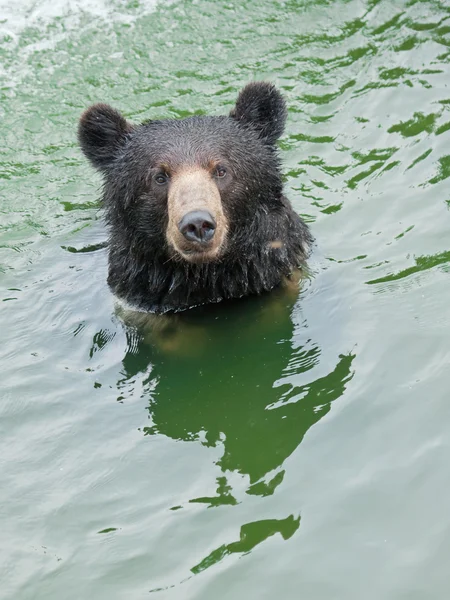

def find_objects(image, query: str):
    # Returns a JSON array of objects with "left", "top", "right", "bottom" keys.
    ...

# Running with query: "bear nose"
[{"left": 178, "top": 210, "right": 216, "bottom": 244}]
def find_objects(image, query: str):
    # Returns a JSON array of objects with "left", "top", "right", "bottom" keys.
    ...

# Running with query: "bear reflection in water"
[{"left": 114, "top": 277, "right": 355, "bottom": 501}]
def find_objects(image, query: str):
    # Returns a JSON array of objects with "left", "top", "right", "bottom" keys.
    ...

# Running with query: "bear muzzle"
[{"left": 166, "top": 169, "right": 228, "bottom": 263}]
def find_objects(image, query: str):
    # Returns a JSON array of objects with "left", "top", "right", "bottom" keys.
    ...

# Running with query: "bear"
[{"left": 78, "top": 82, "right": 313, "bottom": 314}]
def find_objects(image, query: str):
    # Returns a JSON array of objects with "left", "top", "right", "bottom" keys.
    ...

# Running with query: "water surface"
[{"left": 1, "top": 0, "right": 450, "bottom": 598}]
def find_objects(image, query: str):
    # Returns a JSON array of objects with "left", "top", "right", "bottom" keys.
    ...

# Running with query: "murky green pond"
[{"left": 1, "top": 0, "right": 450, "bottom": 597}]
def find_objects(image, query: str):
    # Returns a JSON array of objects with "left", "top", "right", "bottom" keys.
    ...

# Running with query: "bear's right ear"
[
  {"left": 78, "top": 104, "right": 133, "bottom": 171},
  {"left": 230, "top": 82, "right": 287, "bottom": 145}
]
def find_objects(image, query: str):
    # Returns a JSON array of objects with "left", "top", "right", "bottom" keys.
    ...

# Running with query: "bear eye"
[
  {"left": 215, "top": 166, "right": 227, "bottom": 178},
  {"left": 155, "top": 173, "right": 169, "bottom": 185}
]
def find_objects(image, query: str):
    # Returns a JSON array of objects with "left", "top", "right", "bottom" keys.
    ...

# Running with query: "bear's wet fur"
[{"left": 78, "top": 82, "right": 313, "bottom": 313}]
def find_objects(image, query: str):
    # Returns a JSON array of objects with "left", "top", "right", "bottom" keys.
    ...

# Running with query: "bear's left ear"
[
  {"left": 229, "top": 82, "right": 287, "bottom": 145},
  {"left": 78, "top": 103, "right": 133, "bottom": 171}
]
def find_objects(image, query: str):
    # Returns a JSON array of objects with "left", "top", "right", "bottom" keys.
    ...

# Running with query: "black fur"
[
  {"left": 229, "top": 81, "right": 287, "bottom": 145},
  {"left": 78, "top": 82, "right": 313, "bottom": 313},
  {"left": 78, "top": 104, "right": 133, "bottom": 171}
]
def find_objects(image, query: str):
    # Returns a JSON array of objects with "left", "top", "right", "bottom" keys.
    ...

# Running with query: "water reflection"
[
  {"left": 97, "top": 285, "right": 356, "bottom": 575},
  {"left": 366, "top": 249, "right": 450, "bottom": 286},
  {"left": 106, "top": 284, "right": 355, "bottom": 502},
  {"left": 191, "top": 514, "right": 300, "bottom": 575}
]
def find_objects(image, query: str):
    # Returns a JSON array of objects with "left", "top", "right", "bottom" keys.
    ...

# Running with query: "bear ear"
[
  {"left": 229, "top": 82, "right": 287, "bottom": 145},
  {"left": 78, "top": 104, "right": 133, "bottom": 171}
]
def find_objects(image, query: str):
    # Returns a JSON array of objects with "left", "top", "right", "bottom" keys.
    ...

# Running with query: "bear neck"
[
  {"left": 108, "top": 244, "right": 304, "bottom": 314},
  {"left": 108, "top": 252, "right": 289, "bottom": 314},
  {"left": 107, "top": 199, "right": 311, "bottom": 314}
]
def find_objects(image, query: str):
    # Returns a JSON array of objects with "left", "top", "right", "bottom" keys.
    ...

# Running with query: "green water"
[{"left": 1, "top": 0, "right": 450, "bottom": 597}]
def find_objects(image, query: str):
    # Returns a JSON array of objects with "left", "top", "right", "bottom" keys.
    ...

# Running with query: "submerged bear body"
[{"left": 78, "top": 83, "right": 313, "bottom": 313}]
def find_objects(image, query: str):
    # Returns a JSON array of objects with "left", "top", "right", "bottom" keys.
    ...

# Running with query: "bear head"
[{"left": 78, "top": 82, "right": 312, "bottom": 313}]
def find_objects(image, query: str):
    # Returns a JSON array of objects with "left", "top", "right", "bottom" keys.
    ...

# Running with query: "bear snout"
[
  {"left": 166, "top": 168, "right": 228, "bottom": 263},
  {"left": 178, "top": 210, "right": 216, "bottom": 244}
]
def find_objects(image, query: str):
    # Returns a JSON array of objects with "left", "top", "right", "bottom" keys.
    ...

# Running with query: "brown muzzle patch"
[{"left": 166, "top": 168, "right": 228, "bottom": 263}]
